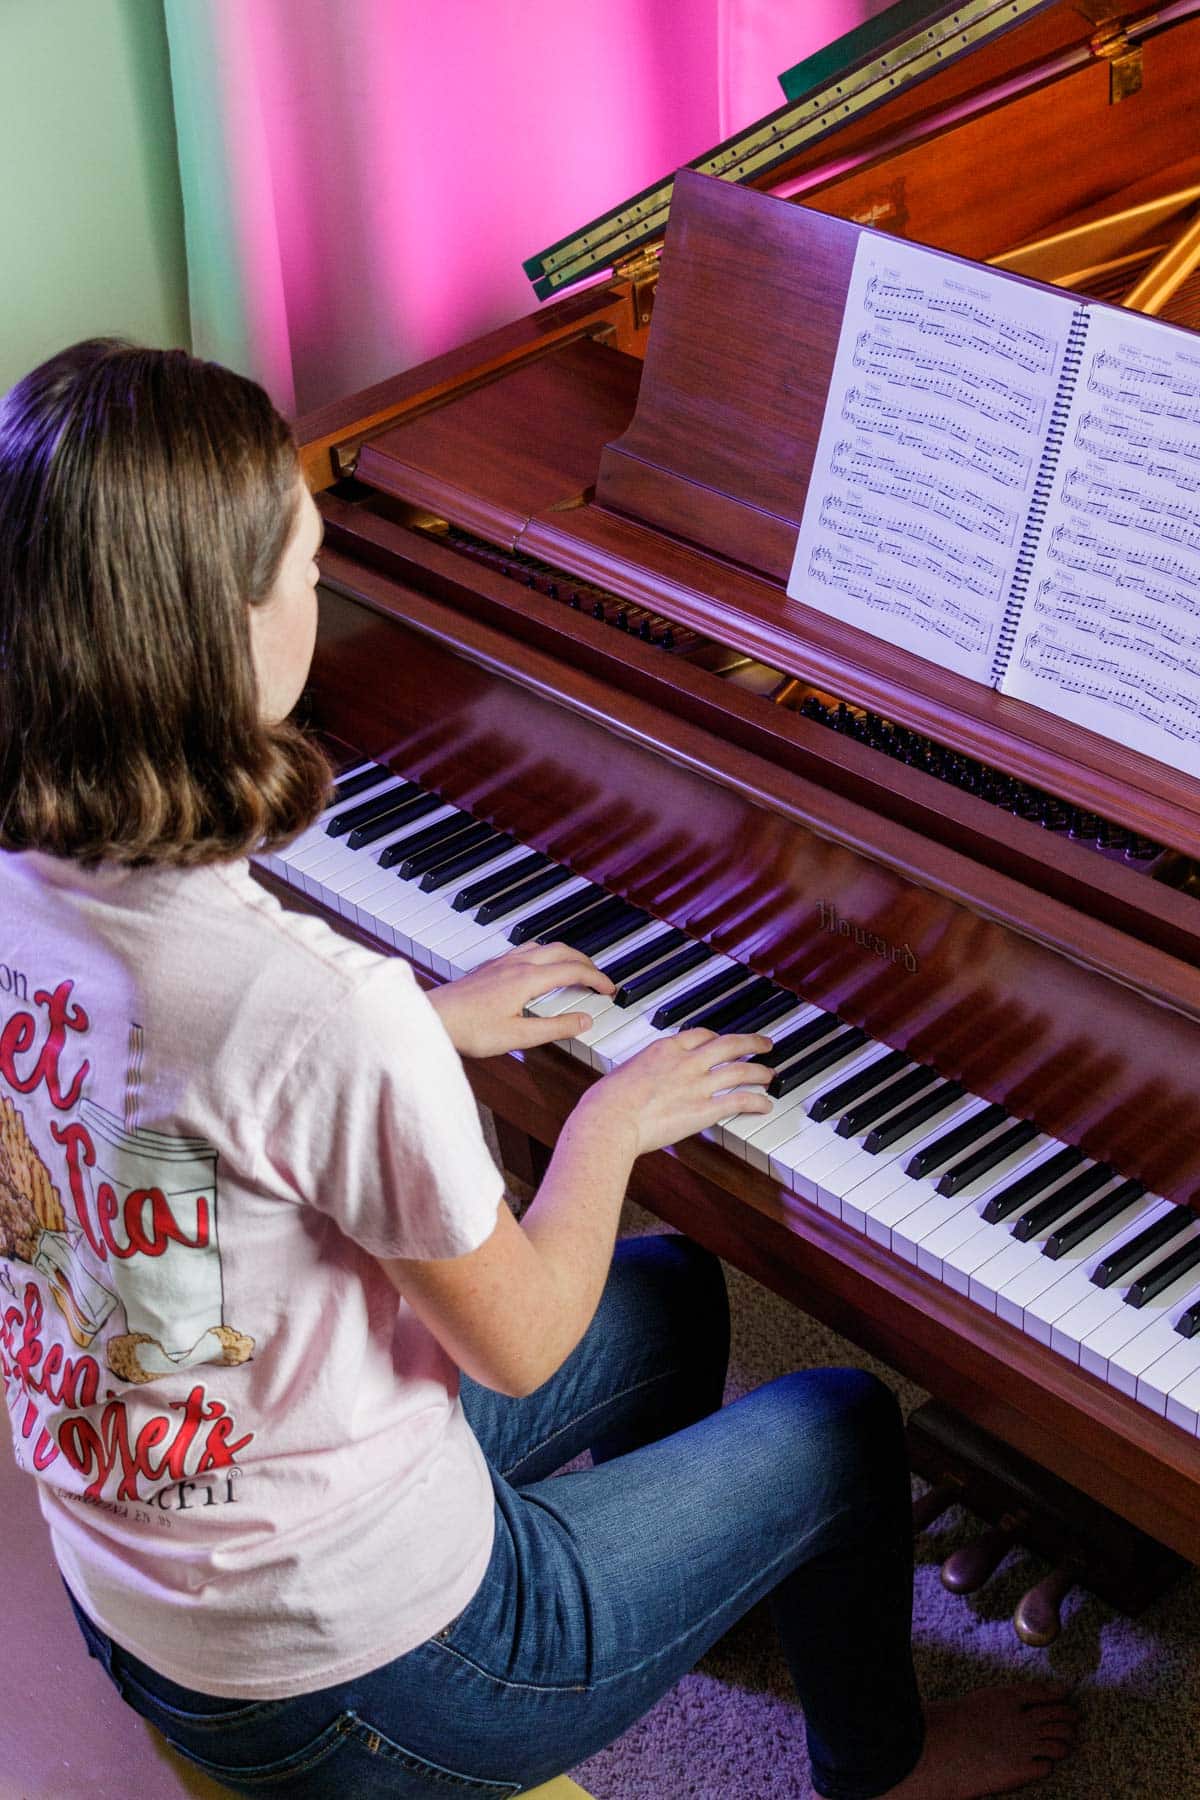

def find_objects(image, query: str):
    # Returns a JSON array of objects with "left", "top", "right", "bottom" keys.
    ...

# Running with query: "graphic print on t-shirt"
[{"left": 0, "top": 972, "right": 256, "bottom": 1501}]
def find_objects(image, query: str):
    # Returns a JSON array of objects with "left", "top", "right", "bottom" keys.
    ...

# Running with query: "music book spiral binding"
[{"left": 989, "top": 305, "right": 1092, "bottom": 689}]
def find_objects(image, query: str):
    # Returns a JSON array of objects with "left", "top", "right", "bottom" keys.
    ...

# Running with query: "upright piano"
[{"left": 268, "top": 0, "right": 1200, "bottom": 1565}]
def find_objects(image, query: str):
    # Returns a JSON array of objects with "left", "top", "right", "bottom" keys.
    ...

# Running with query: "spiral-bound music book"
[{"left": 786, "top": 234, "right": 1200, "bottom": 780}]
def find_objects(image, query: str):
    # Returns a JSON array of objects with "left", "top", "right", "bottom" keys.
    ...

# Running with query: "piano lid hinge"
[
  {"left": 614, "top": 244, "right": 662, "bottom": 331},
  {"left": 1083, "top": 12, "right": 1143, "bottom": 102}
]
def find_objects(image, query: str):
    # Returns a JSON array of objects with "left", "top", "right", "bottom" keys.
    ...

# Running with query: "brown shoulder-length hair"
[{"left": 0, "top": 338, "right": 331, "bottom": 866}]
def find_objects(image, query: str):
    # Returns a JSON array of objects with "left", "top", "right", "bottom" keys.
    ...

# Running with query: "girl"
[{"left": 0, "top": 340, "right": 1074, "bottom": 1799}]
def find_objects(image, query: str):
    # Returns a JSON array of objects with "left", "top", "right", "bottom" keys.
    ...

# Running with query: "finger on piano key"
[
  {"left": 587, "top": 955, "right": 745, "bottom": 1067},
  {"left": 718, "top": 1006, "right": 831, "bottom": 1160},
  {"left": 446, "top": 877, "right": 595, "bottom": 972}
]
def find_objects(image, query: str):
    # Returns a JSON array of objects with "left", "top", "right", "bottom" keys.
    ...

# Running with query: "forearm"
[{"left": 516, "top": 1097, "right": 637, "bottom": 1373}]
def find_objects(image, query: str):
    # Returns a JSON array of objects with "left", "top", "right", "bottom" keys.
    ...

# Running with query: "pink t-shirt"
[{"left": 0, "top": 849, "right": 504, "bottom": 1699}]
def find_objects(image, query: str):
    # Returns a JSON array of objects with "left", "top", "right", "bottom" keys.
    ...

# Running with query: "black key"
[
  {"left": 936, "top": 1118, "right": 1039, "bottom": 1197},
  {"left": 328, "top": 779, "right": 422, "bottom": 837},
  {"left": 546, "top": 898, "right": 645, "bottom": 954},
  {"left": 863, "top": 1081, "right": 965, "bottom": 1156},
  {"left": 614, "top": 942, "right": 712, "bottom": 1009},
  {"left": 332, "top": 762, "right": 391, "bottom": 805},
  {"left": 836, "top": 1064, "right": 940, "bottom": 1140},
  {"left": 685, "top": 976, "right": 777, "bottom": 1035},
  {"left": 509, "top": 883, "right": 611, "bottom": 945},
  {"left": 728, "top": 988, "right": 801, "bottom": 1039},
  {"left": 1091, "top": 1207, "right": 1193, "bottom": 1289},
  {"left": 1175, "top": 1301, "right": 1200, "bottom": 1339},
  {"left": 1126, "top": 1234, "right": 1200, "bottom": 1308},
  {"left": 809, "top": 1048, "right": 909, "bottom": 1125},
  {"left": 476, "top": 865, "right": 573, "bottom": 925},
  {"left": 382, "top": 812, "right": 474, "bottom": 873},
  {"left": 348, "top": 790, "right": 443, "bottom": 849},
  {"left": 420, "top": 833, "right": 516, "bottom": 892},
  {"left": 397, "top": 819, "right": 497, "bottom": 881},
  {"left": 1011, "top": 1162, "right": 1115, "bottom": 1242},
  {"left": 1043, "top": 1178, "right": 1145, "bottom": 1261},
  {"left": 905, "top": 1102, "right": 1009, "bottom": 1181},
  {"left": 454, "top": 850, "right": 553, "bottom": 913},
  {"left": 601, "top": 926, "right": 688, "bottom": 987},
  {"left": 652, "top": 965, "right": 751, "bottom": 1031},
  {"left": 569, "top": 906, "right": 654, "bottom": 961},
  {"left": 769, "top": 1027, "right": 868, "bottom": 1101},
  {"left": 982, "top": 1145, "right": 1083, "bottom": 1225},
  {"left": 749, "top": 1012, "right": 841, "bottom": 1070}
]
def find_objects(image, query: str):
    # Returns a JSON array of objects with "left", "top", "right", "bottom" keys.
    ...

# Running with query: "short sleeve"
[{"left": 267, "top": 957, "right": 505, "bottom": 1259}]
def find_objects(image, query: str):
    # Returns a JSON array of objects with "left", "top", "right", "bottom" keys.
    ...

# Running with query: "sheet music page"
[
  {"left": 786, "top": 234, "right": 1076, "bottom": 683},
  {"left": 1003, "top": 306, "right": 1200, "bottom": 779}
]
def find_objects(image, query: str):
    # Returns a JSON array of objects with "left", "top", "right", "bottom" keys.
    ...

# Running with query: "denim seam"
[
  {"left": 431, "top": 1522, "right": 830, "bottom": 1694},
  {"left": 498, "top": 1367, "right": 683, "bottom": 1480}
]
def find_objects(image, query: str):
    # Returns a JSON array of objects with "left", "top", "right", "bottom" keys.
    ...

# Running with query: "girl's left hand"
[{"left": 427, "top": 942, "right": 615, "bottom": 1059}]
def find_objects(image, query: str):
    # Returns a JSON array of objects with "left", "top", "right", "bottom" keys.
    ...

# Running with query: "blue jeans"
[{"left": 67, "top": 1235, "right": 923, "bottom": 1799}]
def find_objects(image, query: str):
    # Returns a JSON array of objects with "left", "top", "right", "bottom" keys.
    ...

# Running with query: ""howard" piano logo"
[{"left": 817, "top": 900, "right": 919, "bottom": 974}]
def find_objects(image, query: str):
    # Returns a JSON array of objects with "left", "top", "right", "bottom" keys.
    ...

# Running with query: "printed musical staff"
[
  {"left": 1004, "top": 311, "right": 1200, "bottom": 780},
  {"left": 787, "top": 234, "right": 1074, "bottom": 684}
]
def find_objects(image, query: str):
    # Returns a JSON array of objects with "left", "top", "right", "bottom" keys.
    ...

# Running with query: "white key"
[
  {"left": 1165, "top": 1365, "right": 1200, "bottom": 1435},
  {"left": 1049, "top": 1204, "right": 1189, "bottom": 1362},
  {"left": 1015, "top": 1191, "right": 1166, "bottom": 1344},
  {"left": 585, "top": 956, "right": 742, "bottom": 1068},
  {"left": 917, "top": 1139, "right": 1076, "bottom": 1281},
  {"left": 1136, "top": 1334, "right": 1200, "bottom": 1416},
  {"left": 840, "top": 1095, "right": 989, "bottom": 1239},
  {"left": 1078, "top": 1221, "right": 1200, "bottom": 1377},
  {"left": 892, "top": 1134, "right": 1056, "bottom": 1267},
  {"left": 1101, "top": 1269, "right": 1200, "bottom": 1396},
  {"left": 762, "top": 1042, "right": 898, "bottom": 1187},
  {"left": 968, "top": 1175, "right": 1126, "bottom": 1317}
]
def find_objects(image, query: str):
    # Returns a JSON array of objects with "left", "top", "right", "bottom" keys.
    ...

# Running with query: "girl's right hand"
[{"left": 576, "top": 1029, "right": 774, "bottom": 1160}]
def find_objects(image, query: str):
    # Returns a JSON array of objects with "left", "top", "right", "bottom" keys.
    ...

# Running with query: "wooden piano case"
[{"left": 290, "top": 5, "right": 1200, "bottom": 1562}]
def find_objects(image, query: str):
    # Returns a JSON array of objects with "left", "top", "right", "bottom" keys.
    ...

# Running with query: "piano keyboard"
[{"left": 260, "top": 760, "right": 1200, "bottom": 1439}]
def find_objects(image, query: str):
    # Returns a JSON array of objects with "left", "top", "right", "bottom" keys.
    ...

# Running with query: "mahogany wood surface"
[
  {"left": 311, "top": 558, "right": 1200, "bottom": 1208},
  {"left": 256, "top": 866, "right": 1200, "bottom": 1561},
  {"left": 776, "top": 8, "right": 1200, "bottom": 261},
  {"left": 291, "top": 0, "right": 1200, "bottom": 1570},
  {"left": 322, "top": 496, "right": 1200, "bottom": 971}
]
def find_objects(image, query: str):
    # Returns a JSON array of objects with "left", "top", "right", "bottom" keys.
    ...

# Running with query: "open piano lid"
[{"left": 523, "top": 0, "right": 1174, "bottom": 300}]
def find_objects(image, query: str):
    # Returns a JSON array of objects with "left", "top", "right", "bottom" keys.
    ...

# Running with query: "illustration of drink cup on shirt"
[{"left": 77, "top": 1100, "right": 254, "bottom": 1385}]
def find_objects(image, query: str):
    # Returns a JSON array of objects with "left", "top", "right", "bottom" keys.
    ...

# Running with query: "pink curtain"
[{"left": 165, "top": 1, "right": 888, "bottom": 416}]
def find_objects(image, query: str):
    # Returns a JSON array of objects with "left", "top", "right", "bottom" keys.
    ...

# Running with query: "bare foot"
[{"left": 816, "top": 1684, "right": 1077, "bottom": 1800}]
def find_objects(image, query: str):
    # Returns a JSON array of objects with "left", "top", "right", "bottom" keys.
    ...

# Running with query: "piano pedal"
[{"left": 907, "top": 1401, "right": 1188, "bottom": 1642}]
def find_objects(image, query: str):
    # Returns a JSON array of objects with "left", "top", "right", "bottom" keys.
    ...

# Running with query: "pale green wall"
[{"left": 1, "top": 0, "right": 188, "bottom": 393}]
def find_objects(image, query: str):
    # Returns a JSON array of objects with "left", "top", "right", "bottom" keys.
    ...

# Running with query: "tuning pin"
[
  {"left": 940, "top": 1511, "right": 1028, "bottom": 1594},
  {"left": 1013, "top": 1564, "right": 1076, "bottom": 1646}
]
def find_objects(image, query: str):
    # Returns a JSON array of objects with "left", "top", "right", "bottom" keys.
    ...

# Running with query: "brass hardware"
[
  {"left": 331, "top": 440, "right": 360, "bottom": 479},
  {"left": 614, "top": 244, "right": 662, "bottom": 331},
  {"left": 1122, "top": 206, "right": 1200, "bottom": 314},
  {"left": 1086, "top": 15, "right": 1142, "bottom": 102}
]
